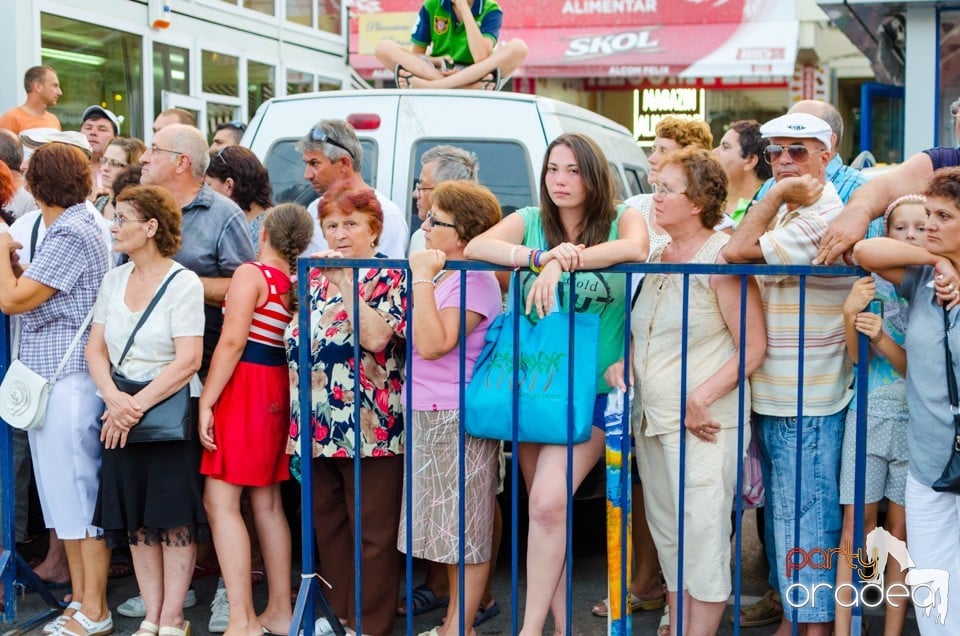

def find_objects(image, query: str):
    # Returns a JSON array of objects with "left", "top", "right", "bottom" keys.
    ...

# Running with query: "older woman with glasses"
[
  {"left": 204, "top": 145, "right": 273, "bottom": 251},
  {"left": 94, "top": 137, "right": 147, "bottom": 218},
  {"left": 286, "top": 180, "right": 407, "bottom": 636},
  {"left": 402, "top": 181, "right": 502, "bottom": 636},
  {"left": 619, "top": 148, "right": 766, "bottom": 636}
]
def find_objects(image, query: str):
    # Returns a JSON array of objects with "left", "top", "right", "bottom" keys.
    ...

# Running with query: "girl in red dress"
[{"left": 199, "top": 203, "right": 314, "bottom": 636}]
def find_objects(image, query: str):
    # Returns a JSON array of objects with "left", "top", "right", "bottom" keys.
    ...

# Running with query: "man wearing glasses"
[
  {"left": 722, "top": 113, "right": 856, "bottom": 636},
  {"left": 298, "top": 119, "right": 408, "bottom": 257},
  {"left": 408, "top": 144, "right": 478, "bottom": 254},
  {"left": 210, "top": 121, "right": 246, "bottom": 153}
]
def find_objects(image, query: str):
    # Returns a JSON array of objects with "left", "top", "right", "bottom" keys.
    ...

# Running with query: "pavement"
[{"left": 2, "top": 501, "right": 922, "bottom": 635}]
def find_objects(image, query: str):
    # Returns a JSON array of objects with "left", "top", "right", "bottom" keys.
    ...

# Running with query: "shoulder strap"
[
  {"left": 51, "top": 306, "right": 95, "bottom": 382},
  {"left": 942, "top": 306, "right": 960, "bottom": 450},
  {"left": 29, "top": 214, "right": 42, "bottom": 262},
  {"left": 116, "top": 268, "right": 185, "bottom": 368}
]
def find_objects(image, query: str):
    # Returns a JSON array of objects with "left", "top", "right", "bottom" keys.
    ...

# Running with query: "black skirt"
[{"left": 94, "top": 436, "right": 210, "bottom": 549}]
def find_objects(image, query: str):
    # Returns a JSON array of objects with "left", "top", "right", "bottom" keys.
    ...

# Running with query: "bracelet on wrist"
[
  {"left": 412, "top": 279, "right": 436, "bottom": 287},
  {"left": 534, "top": 249, "right": 544, "bottom": 267}
]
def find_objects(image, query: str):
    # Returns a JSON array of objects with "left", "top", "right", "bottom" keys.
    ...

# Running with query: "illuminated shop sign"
[{"left": 633, "top": 88, "right": 706, "bottom": 146}]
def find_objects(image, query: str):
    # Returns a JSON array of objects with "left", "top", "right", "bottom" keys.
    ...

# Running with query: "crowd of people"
[{"left": 1, "top": 61, "right": 960, "bottom": 636}]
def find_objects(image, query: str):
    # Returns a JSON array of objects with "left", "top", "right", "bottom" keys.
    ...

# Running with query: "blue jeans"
[{"left": 757, "top": 411, "right": 845, "bottom": 623}]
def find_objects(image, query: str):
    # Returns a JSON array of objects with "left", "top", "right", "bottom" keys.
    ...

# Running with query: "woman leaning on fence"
[
  {"left": 464, "top": 132, "right": 649, "bottom": 636},
  {"left": 285, "top": 180, "right": 407, "bottom": 636},
  {"left": 609, "top": 148, "right": 766, "bottom": 636}
]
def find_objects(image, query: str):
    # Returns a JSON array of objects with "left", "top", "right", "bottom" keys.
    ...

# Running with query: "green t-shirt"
[
  {"left": 515, "top": 205, "right": 627, "bottom": 393},
  {"left": 410, "top": 0, "right": 502, "bottom": 65}
]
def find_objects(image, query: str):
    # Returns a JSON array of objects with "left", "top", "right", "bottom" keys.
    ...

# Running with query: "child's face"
[{"left": 887, "top": 203, "right": 926, "bottom": 246}]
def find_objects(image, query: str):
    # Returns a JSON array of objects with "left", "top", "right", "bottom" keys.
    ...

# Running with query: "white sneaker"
[
  {"left": 208, "top": 587, "right": 229, "bottom": 633},
  {"left": 300, "top": 617, "right": 335, "bottom": 636},
  {"left": 117, "top": 589, "right": 197, "bottom": 618}
]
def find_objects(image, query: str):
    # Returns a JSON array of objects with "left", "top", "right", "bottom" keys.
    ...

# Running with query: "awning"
[{"left": 350, "top": 0, "right": 798, "bottom": 80}]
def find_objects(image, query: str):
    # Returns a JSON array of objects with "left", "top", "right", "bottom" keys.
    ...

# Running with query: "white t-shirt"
[
  {"left": 92, "top": 261, "right": 205, "bottom": 395},
  {"left": 408, "top": 228, "right": 426, "bottom": 255},
  {"left": 10, "top": 201, "right": 113, "bottom": 267},
  {"left": 303, "top": 190, "right": 409, "bottom": 258}
]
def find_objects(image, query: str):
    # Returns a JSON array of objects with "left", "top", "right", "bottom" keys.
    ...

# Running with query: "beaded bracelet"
[{"left": 412, "top": 279, "right": 436, "bottom": 287}]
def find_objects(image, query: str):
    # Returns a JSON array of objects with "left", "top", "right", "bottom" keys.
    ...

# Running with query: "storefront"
[
  {"left": 819, "top": 0, "right": 960, "bottom": 155},
  {"left": 350, "top": 0, "right": 872, "bottom": 157},
  {"left": 0, "top": 0, "right": 352, "bottom": 140}
]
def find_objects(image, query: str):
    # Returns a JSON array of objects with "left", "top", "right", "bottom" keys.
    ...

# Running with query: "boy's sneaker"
[
  {"left": 299, "top": 617, "right": 335, "bottom": 636},
  {"left": 208, "top": 585, "right": 230, "bottom": 633},
  {"left": 117, "top": 589, "right": 197, "bottom": 617}
]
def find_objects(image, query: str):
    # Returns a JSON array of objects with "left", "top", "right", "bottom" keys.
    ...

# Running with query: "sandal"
[
  {"left": 133, "top": 621, "right": 160, "bottom": 636},
  {"left": 395, "top": 65, "right": 415, "bottom": 89},
  {"left": 735, "top": 589, "right": 782, "bottom": 628},
  {"left": 52, "top": 609, "right": 113, "bottom": 636},
  {"left": 397, "top": 584, "right": 449, "bottom": 616},
  {"left": 591, "top": 592, "right": 665, "bottom": 617},
  {"left": 479, "top": 68, "right": 501, "bottom": 91},
  {"left": 158, "top": 621, "right": 190, "bottom": 636},
  {"left": 42, "top": 601, "right": 82, "bottom": 635},
  {"left": 474, "top": 599, "right": 501, "bottom": 626}
]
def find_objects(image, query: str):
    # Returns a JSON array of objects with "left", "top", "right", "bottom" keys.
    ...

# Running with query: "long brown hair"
[{"left": 538, "top": 133, "right": 616, "bottom": 249}]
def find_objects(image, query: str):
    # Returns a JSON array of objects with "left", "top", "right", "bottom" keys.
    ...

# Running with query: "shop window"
[
  {"left": 208, "top": 103, "right": 241, "bottom": 142},
  {"left": 203, "top": 50, "right": 240, "bottom": 98},
  {"left": 286, "top": 0, "right": 312, "bottom": 27},
  {"left": 153, "top": 43, "right": 190, "bottom": 125},
  {"left": 248, "top": 61, "right": 275, "bottom": 116},
  {"left": 318, "top": 0, "right": 341, "bottom": 34},
  {"left": 287, "top": 69, "right": 315, "bottom": 95},
  {"left": 41, "top": 13, "right": 144, "bottom": 138},
  {"left": 243, "top": 0, "right": 276, "bottom": 16},
  {"left": 317, "top": 78, "right": 340, "bottom": 92},
  {"left": 939, "top": 9, "right": 960, "bottom": 147}
]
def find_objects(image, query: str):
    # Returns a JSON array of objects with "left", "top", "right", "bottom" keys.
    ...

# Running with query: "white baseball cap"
[
  {"left": 759, "top": 113, "right": 832, "bottom": 150},
  {"left": 19, "top": 129, "right": 93, "bottom": 158}
]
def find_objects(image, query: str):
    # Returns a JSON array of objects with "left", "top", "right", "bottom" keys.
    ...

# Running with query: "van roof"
[{"left": 258, "top": 88, "right": 634, "bottom": 137}]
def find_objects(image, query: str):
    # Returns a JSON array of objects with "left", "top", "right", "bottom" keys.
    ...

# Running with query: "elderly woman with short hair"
[
  {"left": 87, "top": 184, "right": 205, "bottom": 636},
  {"left": 616, "top": 148, "right": 766, "bottom": 636},
  {"left": 0, "top": 142, "right": 111, "bottom": 636},
  {"left": 286, "top": 180, "right": 407, "bottom": 636}
]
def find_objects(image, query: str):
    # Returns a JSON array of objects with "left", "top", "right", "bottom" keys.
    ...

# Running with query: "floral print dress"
[{"left": 285, "top": 263, "right": 407, "bottom": 465}]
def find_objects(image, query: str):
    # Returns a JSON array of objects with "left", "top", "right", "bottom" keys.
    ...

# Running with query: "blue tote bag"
[{"left": 465, "top": 291, "right": 599, "bottom": 445}]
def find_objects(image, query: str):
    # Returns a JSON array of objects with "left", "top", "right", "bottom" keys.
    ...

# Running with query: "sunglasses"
[
  {"left": 222, "top": 120, "right": 247, "bottom": 132},
  {"left": 214, "top": 147, "right": 230, "bottom": 168},
  {"left": 310, "top": 128, "right": 355, "bottom": 163},
  {"left": 764, "top": 144, "right": 815, "bottom": 164}
]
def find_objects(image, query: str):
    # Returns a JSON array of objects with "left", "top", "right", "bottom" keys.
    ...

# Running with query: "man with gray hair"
[
  {"left": 300, "top": 119, "right": 408, "bottom": 256},
  {"left": 140, "top": 123, "right": 254, "bottom": 375},
  {"left": 408, "top": 144, "right": 478, "bottom": 254},
  {"left": 0, "top": 128, "right": 35, "bottom": 217}
]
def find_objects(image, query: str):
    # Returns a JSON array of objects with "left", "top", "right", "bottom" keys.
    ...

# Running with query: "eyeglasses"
[
  {"left": 112, "top": 216, "right": 147, "bottom": 227},
  {"left": 99, "top": 157, "right": 127, "bottom": 169},
  {"left": 763, "top": 144, "right": 814, "bottom": 164},
  {"left": 424, "top": 211, "right": 456, "bottom": 229},
  {"left": 651, "top": 181, "right": 686, "bottom": 197},
  {"left": 149, "top": 144, "right": 183, "bottom": 157},
  {"left": 951, "top": 100, "right": 960, "bottom": 118},
  {"left": 415, "top": 183, "right": 434, "bottom": 194},
  {"left": 309, "top": 128, "right": 355, "bottom": 162}
]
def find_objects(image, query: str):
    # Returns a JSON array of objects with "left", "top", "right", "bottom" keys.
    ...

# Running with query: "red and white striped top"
[{"left": 228, "top": 262, "right": 293, "bottom": 348}]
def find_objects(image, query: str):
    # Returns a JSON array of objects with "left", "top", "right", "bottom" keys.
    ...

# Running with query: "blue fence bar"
[{"left": 0, "top": 258, "right": 869, "bottom": 636}]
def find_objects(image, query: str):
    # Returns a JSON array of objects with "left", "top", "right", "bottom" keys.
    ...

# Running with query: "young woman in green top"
[{"left": 465, "top": 132, "right": 648, "bottom": 636}]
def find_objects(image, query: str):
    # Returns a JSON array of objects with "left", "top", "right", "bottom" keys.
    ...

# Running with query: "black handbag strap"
[
  {"left": 942, "top": 305, "right": 960, "bottom": 452},
  {"left": 29, "top": 214, "right": 41, "bottom": 261},
  {"left": 116, "top": 268, "right": 185, "bottom": 368}
]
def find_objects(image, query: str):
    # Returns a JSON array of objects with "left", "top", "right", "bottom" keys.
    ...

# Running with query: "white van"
[{"left": 244, "top": 89, "right": 650, "bottom": 233}]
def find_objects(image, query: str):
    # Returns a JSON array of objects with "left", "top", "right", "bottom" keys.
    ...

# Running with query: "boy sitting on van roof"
[{"left": 374, "top": 0, "right": 526, "bottom": 91}]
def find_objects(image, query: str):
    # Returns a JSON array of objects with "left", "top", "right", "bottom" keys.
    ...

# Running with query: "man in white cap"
[{"left": 722, "top": 112, "right": 856, "bottom": 636}]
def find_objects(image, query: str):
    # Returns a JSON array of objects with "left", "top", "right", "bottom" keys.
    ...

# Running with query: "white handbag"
[{"left": 0, "top": 309, "right": 94, "bottom": 431}]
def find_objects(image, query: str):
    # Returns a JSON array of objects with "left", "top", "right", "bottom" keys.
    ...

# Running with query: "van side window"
[
  {"left": 266, "top": 138, "right": 379, "bottom": 205},
  {"left": 624, "top": 165, "right": 650, "bottom": 196},
  {"left": 608, "top": 162, "right": 628, "bottom": 200},
  {"left": 409, "top": 140, "right": 535, "bottom": 233}
]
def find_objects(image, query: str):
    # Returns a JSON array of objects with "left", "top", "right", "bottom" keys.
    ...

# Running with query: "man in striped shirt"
[{"left": 722, "top": 112, "right": 855, "bottom": 636}]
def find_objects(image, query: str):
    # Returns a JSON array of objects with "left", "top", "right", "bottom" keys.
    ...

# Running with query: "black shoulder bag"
[
  {"left": 111, "top": 269, "right": 195, "bottom": 444},
  {"left": 932, "top": 304, "right": 960, "bottom": 493}
]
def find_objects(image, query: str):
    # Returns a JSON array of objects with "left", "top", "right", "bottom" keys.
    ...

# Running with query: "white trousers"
[
  {"left": 28, "top": 371, "right": 104, "bottom": 539},
  {"left": 905, "top": 472, "right": 960, "bottom": 635}
]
